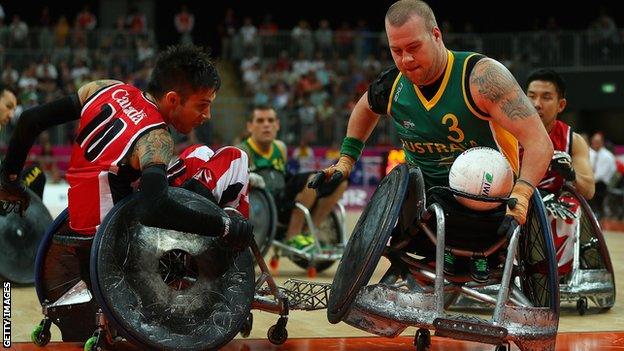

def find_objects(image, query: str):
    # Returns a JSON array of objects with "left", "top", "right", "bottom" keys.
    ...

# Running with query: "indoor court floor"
[{"left": 8, "top": 212, "right": 624, "bottom": 350}]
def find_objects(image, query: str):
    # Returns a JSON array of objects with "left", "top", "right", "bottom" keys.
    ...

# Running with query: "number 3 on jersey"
[{"left": 442, "top": 113, "right": 465, "bottom": 143}]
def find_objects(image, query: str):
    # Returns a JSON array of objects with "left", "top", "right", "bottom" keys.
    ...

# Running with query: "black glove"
[
  {"left": 551, "top": 151, "right": 575, "bottom": 181},
  {"left": 0, "top": 168, "right": 30, "bottom": 216},
  {"left": 497, "top": 215, "right": 519, "bottom": 240},
  {"left": 220, "top": 216, "right": 254, "bottom": 251}
]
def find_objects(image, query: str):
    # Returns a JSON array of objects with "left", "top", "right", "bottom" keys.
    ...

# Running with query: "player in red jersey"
[
  {"left": 525, "top": 68, "right": 595, "bottom": 275},
  {"left": 0, "top": 45, "right": 252, "bottom": 250}
]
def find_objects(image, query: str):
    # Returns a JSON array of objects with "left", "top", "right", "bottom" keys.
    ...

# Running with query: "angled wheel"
[
  {"left": 327, "top": 164, "right": 409, "bottom": 324},
  {"left": 249, "top": 187, "right": 277, "bottom": 257},
  {"left": 516, "top": 191, "right": 560, "bottom": 313},
  {"left": 90, "top": 187, "right": 255, "bottom": 351},
  {"left": 0, "top": 188, "right": 53, "bottom": 284}
]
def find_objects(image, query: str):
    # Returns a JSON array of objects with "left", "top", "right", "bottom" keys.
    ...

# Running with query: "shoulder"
[
  {"left": 368, "top": 65, "right": 401, "bottom": 115},
  {"left": 469, "top": 58, "right": 518, "bottom": 102},
  {"left": 275, "top": 140, "right": 288, "bottom": 158},
  {"left": 77, "top": 79, "right": 124, "bottom": 104}
]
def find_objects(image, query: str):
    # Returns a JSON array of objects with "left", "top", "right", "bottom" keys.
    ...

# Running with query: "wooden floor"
[{"left": 7, "top": 212, "right": 624, "bottom": 350}]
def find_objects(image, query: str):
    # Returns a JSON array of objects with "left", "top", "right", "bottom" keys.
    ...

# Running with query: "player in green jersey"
[{"left": 310, "top": 0, "right": 553, "bottom": 282}]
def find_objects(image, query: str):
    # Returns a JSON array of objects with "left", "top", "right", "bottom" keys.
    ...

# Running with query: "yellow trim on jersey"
[
  {"left": 386, "top": 72, "right": 403, "bottom": 116},
  {"left": 489, "top": 121, "right": 520, "bottom": 175},
  {"left": 462, "top": 53, "right": 491, "bottom": 121},
  {"left": 247, "top": 138, "right": 274, "bottom": 159},
  {"left": 413, "top": 50, "right": 454, "bottom": 111}
]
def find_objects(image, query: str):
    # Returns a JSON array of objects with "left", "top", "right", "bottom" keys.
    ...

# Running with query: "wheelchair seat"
[{"left": 425, "top": 187, "right": 506, "bottom": 252}]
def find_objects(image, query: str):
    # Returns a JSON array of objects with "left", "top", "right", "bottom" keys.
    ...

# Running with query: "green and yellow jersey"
[
  {"left": 237, "top": 137, "right": 287, "bottom": 174},
  {"left": 368, "top": 50, "right": 518, "bottom": 188}
]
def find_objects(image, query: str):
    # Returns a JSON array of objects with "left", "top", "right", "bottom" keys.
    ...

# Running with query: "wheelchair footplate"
[{"left": 257, "top": 279, "right": 331, "bottom": 310}]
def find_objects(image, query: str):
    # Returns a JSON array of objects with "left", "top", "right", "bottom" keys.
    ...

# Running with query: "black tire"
[
  {"left": 327, "top": 164, "right": 409, "bottom": 324},
  {"left": 249, "top": 187, "right": 278, "bottom": 257},
  {"left": 290, "top": 210, "right": 343, "bottom": 273},
  {"left": 517, "top": 192, "right": 560, "bottom": 313},
  {"left": 267, "top": 324, "right": 288, "bottom": 345},
  {"left": 90, "top": 187, "right": 255, "bottom": 351}
]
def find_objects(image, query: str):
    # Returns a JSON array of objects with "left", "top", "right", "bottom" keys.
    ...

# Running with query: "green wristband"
[{"left": 340, "top": 137, "right": 365, "bottom": 161}]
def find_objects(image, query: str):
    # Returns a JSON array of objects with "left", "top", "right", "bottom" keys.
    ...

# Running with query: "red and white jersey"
[
  {"left": 539, "top": 120, "right": 573, "bottom": 194},
  {"left": 168, "top": 144, "right": 250, "bottom": 218},
  {"left": 66, "top": 83, "right": 167, "bottom": 234}
]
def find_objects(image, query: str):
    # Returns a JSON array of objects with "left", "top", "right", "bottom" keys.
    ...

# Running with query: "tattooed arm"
[{"left": 469, "top": 58, "right": 553, "bottom": 187}]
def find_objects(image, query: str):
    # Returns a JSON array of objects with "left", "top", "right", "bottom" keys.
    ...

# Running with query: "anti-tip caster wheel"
[{"left": 414, "top": 328, "right": 431, "bottom": 351}]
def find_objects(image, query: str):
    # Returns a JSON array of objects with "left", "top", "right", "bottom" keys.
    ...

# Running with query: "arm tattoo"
[
  {"left": 134, "top": 128, "right": 174, "bottom": 169},
  {"left": 470, "top": 59, "right": 535, "bottom": 120}
]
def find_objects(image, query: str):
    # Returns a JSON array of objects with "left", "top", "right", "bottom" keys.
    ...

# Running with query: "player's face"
[
  {"left": 169, "top": 88, "right": 217, "bottom": 134},
  {"left": 386, "top": 15, "right": 442, "bottom": 86},
  {"left": 248, "top": 108, "right": 279, "bottom": 145},
  {"left": 526, "top": 80, "right": 566, "bottom": 131},
  {"left": 0, "top": 90, "right": 17, "bottom": 127}
]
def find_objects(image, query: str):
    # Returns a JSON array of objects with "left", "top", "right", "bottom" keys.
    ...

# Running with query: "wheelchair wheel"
[
  {"left": 327, "top": 164, "right": 409, "bottom": 324},
  {"left": 0, "top": 188, "right": 53, "bottom": 284},
  {"left": 34, "top": 209, "right": 98, "bottom": 342},
  {"left": 516, "top": 191, "right": 560, "bottom": 313},
  {"left": 90, "top": 187, "right": 255, "bottom": 351},
  {"left": 562, "top": 185, "right": 615, "bottom": 273},
  {"left": 290, "top": 209, "right": 344, "bottom": 273},
  {"left": 249, "top": 187, "right": 277, "bottom": 257}
]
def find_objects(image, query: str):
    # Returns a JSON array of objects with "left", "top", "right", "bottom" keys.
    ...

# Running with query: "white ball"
[{"left": 448, "top": 147, "right": 514, "bottom": 211}]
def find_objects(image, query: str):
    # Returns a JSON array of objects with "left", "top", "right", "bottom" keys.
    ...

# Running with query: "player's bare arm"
[
  {"left": 571, "top": 132, "right": 595, "bottom": 200},
  {"left": 469, "top": 58, "right": 553, "bottom": 186},
  {"left": 76, "top": 80, "right": 124, "bottom": 104},
  {"left": 131, "top": 128, "right": 174, "bottom": 170},
  {"left": 346, "top": 92, "right": 381, "bottom": 142}
]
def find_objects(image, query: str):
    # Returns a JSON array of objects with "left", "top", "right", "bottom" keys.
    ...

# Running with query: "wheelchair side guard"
[
  {"left": 249, "top": 187, "right": 278, "bottom": 257},
  {"left": 0, "top": 188, "right": 53, "bottom": 284},
  {"left": 34, "top": 209, "right": 69, "bottom": 302},
  {"left": 33, "top": 208, "right": 98, "bottom": 342},
  {"left": 90, "top": 187, "right": 256, "bottom": 351},
  {"left": 327, "top": 164, "right": 409, "bottom": 324}
]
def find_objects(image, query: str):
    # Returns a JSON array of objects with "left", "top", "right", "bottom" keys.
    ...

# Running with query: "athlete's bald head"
[{"left": 386, "top": 0, "right": 437, "bottom": 31}]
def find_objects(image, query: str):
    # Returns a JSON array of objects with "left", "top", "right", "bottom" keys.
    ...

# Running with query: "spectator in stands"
[
  {"left": 314, "top": 19, "right": 333, "bottom": 59},
  {"left": 589, "top": 132, "right": 617, "bottom": 218},
  {"left": 238, "top": 105, "right": 347, "bottom": 250},
  {"left": 9, "top": 15, "right": 28, "bottom": 49},
  {"left": 0, "top": 83, "right": 17, "bottom": 130},
  {"left": 174, "top": 4, "right": 195, "bottom": 45}
]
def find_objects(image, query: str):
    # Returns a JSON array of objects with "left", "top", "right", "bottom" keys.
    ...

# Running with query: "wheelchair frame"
[{"left": 329, "top": 164, "right": 560, "bottom": 351}]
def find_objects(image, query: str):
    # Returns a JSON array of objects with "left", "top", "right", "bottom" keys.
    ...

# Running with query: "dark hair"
[
  {"left": 248, "top": 104, "right": 276, "bottom": 121},
  {"left": 526, "top": 68, "right": 566, "bottom": 98},
  {"left": 146, "top": 45, "right": 221, "bottom": 101},
  {"left": 0, "top": 82, "right": 9, "bottom": 96}
]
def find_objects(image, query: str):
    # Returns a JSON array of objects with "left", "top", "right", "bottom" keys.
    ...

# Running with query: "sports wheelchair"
[
  {"left": 30, "top": 187, "right": 331, "bottom": 350},
  {"left": 0, "top": 188, "right": 52, "bottom": 284},
  {"left": 248, "top": 168, "right": 346, "bottom": 277},
  {"left": 451, "top": 183, "right": 616, "bottom": 316},
  {"left": 328, "top": 164, "right": 560, "bottom": 351}
]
